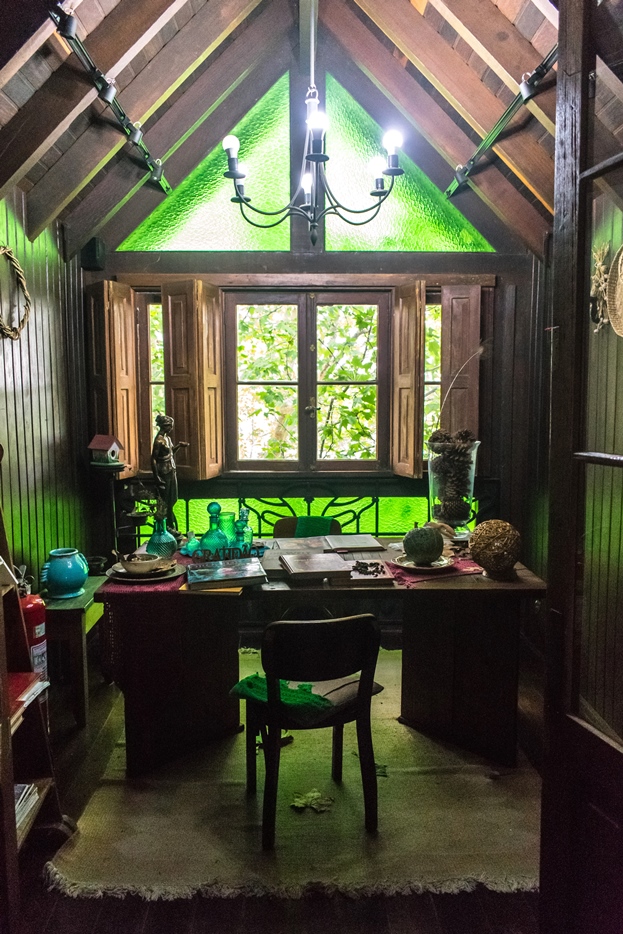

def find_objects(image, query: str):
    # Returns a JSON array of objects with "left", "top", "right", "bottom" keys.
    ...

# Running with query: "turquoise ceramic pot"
[{"left": 42, "top": 548, "right": 89, "bottom": 598}]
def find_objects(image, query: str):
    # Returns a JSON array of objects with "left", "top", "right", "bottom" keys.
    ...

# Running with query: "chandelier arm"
[
  {"left": 233, "top": 182, "right": 302, "bottom": 219},
  {"left": 321, "top": 202, "right": 385, "bottom": 227},
  {"left": 320, "top": 173, "right": 395, "bottom": 216},
  {"left": 237, "top": 200, "right": 310, "bottom": 229}
]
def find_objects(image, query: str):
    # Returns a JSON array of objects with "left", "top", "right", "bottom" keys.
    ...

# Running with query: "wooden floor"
[{"left": 16, "top": 636, "right": 541, "bottom": 934}]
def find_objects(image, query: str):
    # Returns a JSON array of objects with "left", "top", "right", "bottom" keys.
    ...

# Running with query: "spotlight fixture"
[
  {"left": 222, "top": 0, "right": 403, "bottom": 245},
  {"left": 48, "top": 3, "right": 172, "bottom": 195}
]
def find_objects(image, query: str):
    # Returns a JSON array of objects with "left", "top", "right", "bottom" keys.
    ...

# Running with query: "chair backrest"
[
  {"left": 272, "top": 516, "right": 342, "bottom": 537},
  {"left": 261, "top": 614, "right": 379, "bottom": 687}
]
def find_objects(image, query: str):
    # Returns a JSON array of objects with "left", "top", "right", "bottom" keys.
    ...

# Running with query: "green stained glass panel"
[
  {"left": 118, "top": 75, "right": 291, "bottom": 252},
  {"left": 323, "top": 75, "right": 493, "bottom": 253}
]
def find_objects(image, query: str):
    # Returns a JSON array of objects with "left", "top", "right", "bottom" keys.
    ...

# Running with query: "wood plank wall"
[
  {"left": 0, "top": 189, "right": 91, "bottom": 588},
  {"left": 581, "top": 194, "right": 623, "bottom": 735}
]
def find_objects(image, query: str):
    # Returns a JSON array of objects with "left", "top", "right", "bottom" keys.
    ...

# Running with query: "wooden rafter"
[
  {"left": 26, "top": 0, "right": 265, "bottom": 241},
  {"left": 63, "top": 9, "right": 295, "bottom": 257},
  {"left": 320, "top": 0, "right": 550, "bottom": 257},
  {"left": 0, "top": 0, "right": 193, "bottom": 200},
  {"left": 352, "top": 0, "right": 555, "bottom": 212},
  {"left": 426, "top": 0, "right": 557, "bottom": 135}
]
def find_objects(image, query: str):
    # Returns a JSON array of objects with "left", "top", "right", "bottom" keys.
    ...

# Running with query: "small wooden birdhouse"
[{"left": 88, "top": 434, "right": 124, "bottom": 464}]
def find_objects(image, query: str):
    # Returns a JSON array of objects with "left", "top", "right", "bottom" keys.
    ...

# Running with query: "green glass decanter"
[{"left": 199, "top": 502, "right": 229, "bottom": 558}]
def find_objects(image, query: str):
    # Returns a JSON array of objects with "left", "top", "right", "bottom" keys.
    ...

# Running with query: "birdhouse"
[{"left": 88, "top": 434, "right": 124, "bottom": 465}]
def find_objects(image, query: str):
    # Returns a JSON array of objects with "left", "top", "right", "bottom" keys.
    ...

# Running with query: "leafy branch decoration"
[
  {"left": 0, "top": 246, "right": 32, "bottom": 340},
  {"left": 590, "top": 242, "right": 610, "bottom": 333}
]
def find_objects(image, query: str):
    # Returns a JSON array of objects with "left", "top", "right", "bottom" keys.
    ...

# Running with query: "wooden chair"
[
  {"left": 242, "top": 614, "right": 383, "bottom": 849},
  {"left": 272, "top": 516, "right": 342, "bottom": 537}
]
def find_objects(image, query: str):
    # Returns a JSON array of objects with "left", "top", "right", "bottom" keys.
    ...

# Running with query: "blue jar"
[{"left": 41, "top": 548, "right": 89, "bottom": 599}]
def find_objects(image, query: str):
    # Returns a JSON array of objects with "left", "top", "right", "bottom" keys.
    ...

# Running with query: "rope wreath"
[{"left": 0, "top": 245, "right": 32, "bottom": 340}]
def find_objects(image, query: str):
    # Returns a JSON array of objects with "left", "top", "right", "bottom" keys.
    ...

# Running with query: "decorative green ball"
[{"left": 403, "top": 525, "right": 444, "bottom": 565}]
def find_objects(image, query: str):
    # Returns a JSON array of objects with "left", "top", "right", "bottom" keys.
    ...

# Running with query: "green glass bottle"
[
  {"left": 199, "top": 502, "right": 229, "bottom": 558},
  {"left": 146, "top": 516, "right": 177, "bottom": 558}
]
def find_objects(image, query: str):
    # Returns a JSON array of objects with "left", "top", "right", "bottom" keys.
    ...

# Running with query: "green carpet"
[{"left": 45, "top": 651, "right": 541, "bottom": 899}]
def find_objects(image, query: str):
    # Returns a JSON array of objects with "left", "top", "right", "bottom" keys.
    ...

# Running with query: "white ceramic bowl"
[{"left": 119, "top": 553, "right": 168, "bottom": 576}]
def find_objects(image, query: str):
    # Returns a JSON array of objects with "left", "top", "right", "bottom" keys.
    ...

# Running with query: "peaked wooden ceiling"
[{"left": 1, "top": 0, "right": 622, "bottom": 262}]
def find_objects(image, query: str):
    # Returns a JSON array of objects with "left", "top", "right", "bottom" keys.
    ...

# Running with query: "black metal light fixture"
[
  {"left": 221, "top": 0, "right": 404, "bottom": 245},
  {"left": 48, "top": 3, "right": 171, "bottom": 195},
  {"left": 445, "top": 45, "right": 558, "bottom": 199}
]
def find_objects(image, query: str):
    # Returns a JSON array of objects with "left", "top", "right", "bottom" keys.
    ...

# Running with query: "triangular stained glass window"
[
  {"left": 118, "top": 75, "right": 291, "bottom": 252},
  {"left": 323, "top": 75, "right": 493, "bottom": 252},
  {"left": 118, "top": 72, "right": 493, "bottom": 253}
]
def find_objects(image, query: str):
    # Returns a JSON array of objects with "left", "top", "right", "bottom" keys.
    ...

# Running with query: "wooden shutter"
[
  {"left": 392, "top": 280, "right": 426, "bottom": 478},
  {"left": 162, "top": 280, "right": 222, "bottom": 481},
  {"left": 440, "top": 285, "right": 481, "bottom": 437},
  {"left": 85, "top": 280, "right": 138, "bottom": 479}
]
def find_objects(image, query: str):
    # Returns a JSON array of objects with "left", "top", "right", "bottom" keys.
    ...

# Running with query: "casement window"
[
  {"left": 85, "top": 280, "right": 481, "bottom": 482},
  {"left": 223, "top": 291, "right": 391, "bottom": 473}
]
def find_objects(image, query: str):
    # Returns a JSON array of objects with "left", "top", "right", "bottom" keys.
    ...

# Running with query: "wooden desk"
[
  {"left": 95, "top": 550, "right": 545, "bottom": 775},
  {"left": 44, "top": 576, "right": 105, "bottom": 727}
]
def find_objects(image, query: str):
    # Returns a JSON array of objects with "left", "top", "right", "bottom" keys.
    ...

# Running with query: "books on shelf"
[
  {"left": 323, "top": 534, "right": 384, "bottom": 553},
  {"left": 14, "top": 783, "right": 40, "bottom": 829},
  {"left": 8, "top": 672, "right": 49, "bottom": 711},
  {"left": 186, "top": 557, "right": 268, "bottom": 590},
  {"left": 279, "top": 552, "right": 354, "bottom": 581}
]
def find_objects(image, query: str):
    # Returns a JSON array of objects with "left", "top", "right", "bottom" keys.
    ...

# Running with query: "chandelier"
[{"left": 221, "top": 0, "right": 404, "bottom": 245}]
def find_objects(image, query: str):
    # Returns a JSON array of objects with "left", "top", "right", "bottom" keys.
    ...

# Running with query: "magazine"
[{"left": 186, "top": 557, "right": 268, "bottom": 590}]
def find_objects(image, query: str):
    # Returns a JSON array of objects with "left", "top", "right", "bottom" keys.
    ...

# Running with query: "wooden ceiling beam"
[
  {"left": 62, "top": 6, "right": 295, "bottom": 258},
  {"left": 26, "top": 0, "right": 264, "bottom": 241},
  {"left": 425, "top": 0, "right": 557, "bottom": 135},
  {"left": 95, "top": 46, "right": 293, "bottom": 255},
  {"left": 0, "top": 0, "right": 84, "bottom": 89},
  {"left": 350, "top": 0, "right": 555, "bottom": 211},
  {"left": 0, "top": 0, "right": 191, "bottom": 201},
  {"left": 320, "top": 35, "right": 526, "bottom": 254},
  {"left": 320, "top": 0, "right": 550, "bottom": 257}
]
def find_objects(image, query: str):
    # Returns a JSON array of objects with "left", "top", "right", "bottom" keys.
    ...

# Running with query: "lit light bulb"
[
  {"left": 382, "top": 130, "right": 403, "bottom": 155},
  {"left": 302, "top": 173, "right": 313, "bottom": 197},
  {"left": 222, "top": 135, "right": 240, "bottom": 158},
  {"left": 306, "top": 109, "right": 329, "bottom": 135}
]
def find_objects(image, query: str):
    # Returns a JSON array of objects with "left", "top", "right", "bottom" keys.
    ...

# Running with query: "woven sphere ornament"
[{"left": 470, "top": 520, "right": 521, "bottom": 580}]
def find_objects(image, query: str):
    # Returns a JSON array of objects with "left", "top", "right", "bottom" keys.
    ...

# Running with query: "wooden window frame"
[{"left": 222, "top": 289, "right": 392, "bottom": 475}]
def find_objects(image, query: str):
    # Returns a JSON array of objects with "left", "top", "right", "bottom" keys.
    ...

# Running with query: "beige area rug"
[{"left": 45, "top": 650, "right": 541, "bottom": 899}]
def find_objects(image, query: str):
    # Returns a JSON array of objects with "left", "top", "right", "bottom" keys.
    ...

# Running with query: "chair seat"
[{"left": 231, "top": 674, "right": 384, "bottom": 727}]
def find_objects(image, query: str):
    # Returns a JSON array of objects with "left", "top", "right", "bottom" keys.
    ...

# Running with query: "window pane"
[
  {"left": 236, "top": 304, "right": 298, "bottom": 381},
  {"left": 237, "top": 385, "right": 298, "bottom": 460},
  {"left": 151, "top": 384, "right": 165, "bottom": 425},
  {"left": 149, "top": 304, "right": 164, "bottom": 381},
  {"left": 425, "top": 304, "right": 441, "bottom": 383},
  {"left": 317, "top": 304, "right": 377, "bottom": 382},
  {"left": 317, "top": 384, "right": 377, "bottom": 459}
]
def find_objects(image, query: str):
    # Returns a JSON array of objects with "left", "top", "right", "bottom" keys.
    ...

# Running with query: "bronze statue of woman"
[{"left": 151, "top": 414, "right": 189, "bottom": 529}]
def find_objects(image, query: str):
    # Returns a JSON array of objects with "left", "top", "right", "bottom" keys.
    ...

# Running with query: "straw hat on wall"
[{"left": 606, "top": 244, "right": 623, "bottom": 336}]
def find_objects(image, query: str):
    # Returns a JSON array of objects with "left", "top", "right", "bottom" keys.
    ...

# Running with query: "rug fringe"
[{"left": 43, "top": 862, "right": 537, "bottom": 900}]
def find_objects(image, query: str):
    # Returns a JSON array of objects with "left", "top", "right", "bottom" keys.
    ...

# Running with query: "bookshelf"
[{"left": 0, "top": 505, "right": 71, "bottom": 934}]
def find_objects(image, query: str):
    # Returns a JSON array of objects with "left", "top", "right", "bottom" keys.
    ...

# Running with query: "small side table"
[{"left": 44, "top": 576, "right": 105, "bottom": 727}]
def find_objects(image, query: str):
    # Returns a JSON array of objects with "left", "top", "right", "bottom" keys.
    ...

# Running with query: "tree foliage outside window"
[
  {"left": 149, "top": 303, "right": 165, "bottom": 430},
  {"left": 424, "top": 303, "right": 441, "bottom": 447},
  {"left": 234, "top": 302, "right": 379, "bottom": 461}
]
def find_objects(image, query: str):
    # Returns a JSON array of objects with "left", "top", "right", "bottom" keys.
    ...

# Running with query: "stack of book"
[
  {"left": 8, "top": 672, "right": 49, "bottom": 734},
  {"left": 186, "top": 557, "right": 268, "bottom": 591},
  {"left": 14, "top": 783, "right": 40, "bottom": 832},
  {"left": 278, "top": 552, "right": 354, "bottom": 581}
]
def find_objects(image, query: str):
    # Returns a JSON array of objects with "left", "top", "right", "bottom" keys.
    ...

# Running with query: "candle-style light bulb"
[
  {"left": 222, "top": 135, "right": 240, "bottom": 158},
  {"left": 302, "top": 172, "right": 313, "bottom": 200},
  {"left": 382, "top": 130, "right": 403, "bottom": 156}
]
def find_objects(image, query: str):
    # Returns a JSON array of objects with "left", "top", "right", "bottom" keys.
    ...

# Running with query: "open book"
[{"left": 323, "top": 534, "right": 383, "bottom": 553}]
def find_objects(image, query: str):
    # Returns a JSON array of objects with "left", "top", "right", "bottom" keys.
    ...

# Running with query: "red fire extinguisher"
[{"left": 15, "top": 566, "right": 48, "bottom": 681}]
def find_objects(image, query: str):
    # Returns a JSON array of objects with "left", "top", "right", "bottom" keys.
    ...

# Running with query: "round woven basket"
[
  {"left": 606, "top": 244, "right": 623, "bottom": 337},
  {"left": 470, "top": 519, "right": 521, "bottom": 581}
]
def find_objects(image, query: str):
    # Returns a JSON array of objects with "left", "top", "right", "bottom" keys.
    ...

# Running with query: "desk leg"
[
  {"left": 401, "top": 591, "right": 520, "bottom": 767},
  {"left": 46, "top": 612, "right": 89, "bottom": 728}
]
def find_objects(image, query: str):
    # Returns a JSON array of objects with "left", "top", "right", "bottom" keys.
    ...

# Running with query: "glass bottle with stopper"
[
  {"left": 199, "top": 502, "right": 229, "bottom": 558},
  {"left": 238, "top": 506, "right": 254, "bottom": 545}
]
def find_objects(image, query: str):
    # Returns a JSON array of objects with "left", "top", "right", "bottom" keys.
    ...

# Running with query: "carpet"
[{"left": 45, "top": 650, "right": 541, "bottom": 899}]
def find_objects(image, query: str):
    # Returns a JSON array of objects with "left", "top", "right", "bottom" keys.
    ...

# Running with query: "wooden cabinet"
[{"left": 0, "top": 505, "right": 68, "bottom": 934}]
